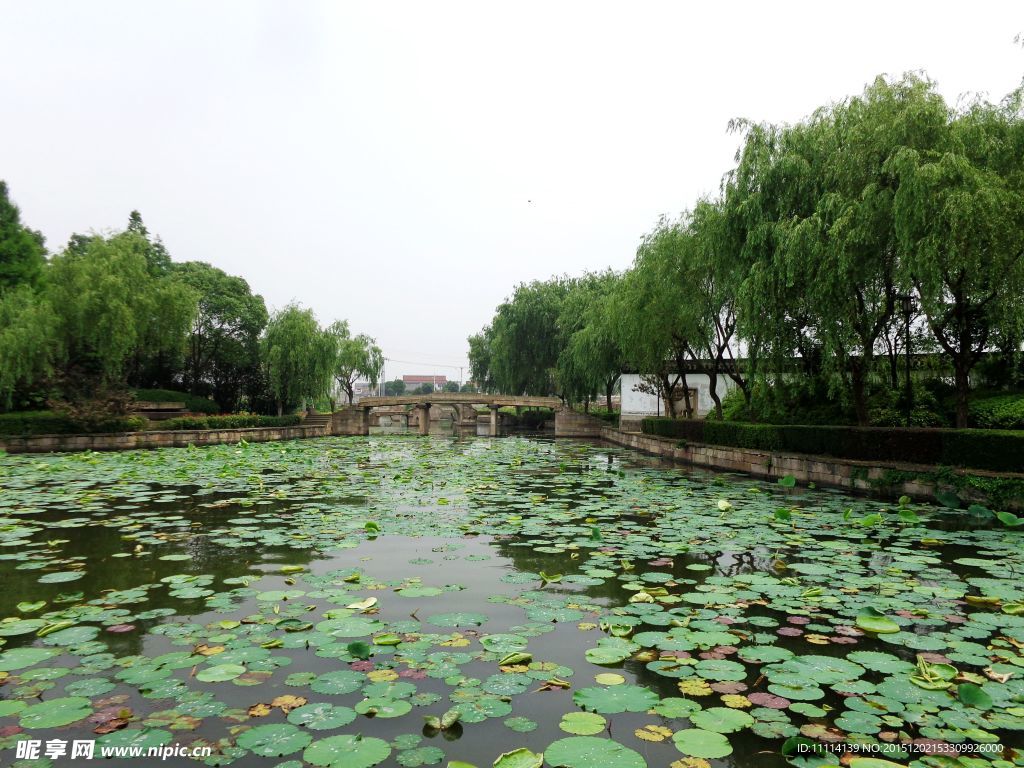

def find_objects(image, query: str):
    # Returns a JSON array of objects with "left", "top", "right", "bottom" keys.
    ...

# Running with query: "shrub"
[
  {"left": 640, "top": 417, "right": 1024, "bottom": 473},
  {"left": 970, "top": 393, "right": 1024, "bottom": 431},
  {"left": 132, "top": 388, "right": 221, "bottom": 414},
  {"left": 156, "top": 414, "right": 301, "bottom": 431},
  {"left": 0, "top": 411, "right": 147, "bottom": 435}
]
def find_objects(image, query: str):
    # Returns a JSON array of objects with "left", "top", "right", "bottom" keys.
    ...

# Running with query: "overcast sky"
[{"left": 2, "top": 2, "right": 1021, "bottom": 381}]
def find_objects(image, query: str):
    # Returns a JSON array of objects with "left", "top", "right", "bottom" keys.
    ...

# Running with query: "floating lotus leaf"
[
  {"left": 559, "top": 711, "right": 607, "bottom": 735},
  {"left": 236, "top": 723, "right": 312, "bottom": 757},
  {"left": 309, "top": 670, "right": 364, "bottom": 695},
  {"left": 195, "top": 663, "right": 246, "bottom": 682},
  {"left": 689, "top": 707, "right": 754, "bottom": 733},
  {"left": 19, "top": 696, "right": 93, "bottom": 728},
  {"left": 303, "top": 734, "right": 392, "bottom": 768},
  {"left": 544, "top": 736, "right": 647, "bottom": 768},
  {"left": 493, "top": 747, "right": 544, "bottom": 768},
  {"left": 573, "top": 685, "right": 660, "bottom": 714},
  {"left": 671, "top": 728, "right": 733, "bottom": 758},
  {"left": 287, "top": 702, "right": 357, "bottom": 729}
]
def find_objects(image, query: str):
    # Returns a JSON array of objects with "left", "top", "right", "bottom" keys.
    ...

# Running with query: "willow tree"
[
  {"left": 0, "top": 286, "right": 55, "bottom": 407},
  {"left": 893, "top": 94, "right": 1024, "bottom": 427},
  {"left": 556, "top": 271, "right": 625, "bottom": 411},
  {"left": 486, "top": 279, "right": 571, "bottom": 396},
  {"left": 46, "top": 232, "right": 196, "bottom": 400},
  {"left": 773, "top": 75, "right": 948, "bottom": 424},
  {"left": 611, "top": 219, "right": 703, "bottom": 417},
  {"left": 262, "top": 304, "right": 334, "bottom": 415},
  {"left": 327, "top": 320, "right": 384, "bottom": 405}
]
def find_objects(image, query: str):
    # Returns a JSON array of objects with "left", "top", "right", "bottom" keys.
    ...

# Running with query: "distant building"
[
  {"left": 351, "top": 381, "right": 377, "bottom": 402},
  {"left": 403, "top": 375, "right": 447, "bottom": 392}
]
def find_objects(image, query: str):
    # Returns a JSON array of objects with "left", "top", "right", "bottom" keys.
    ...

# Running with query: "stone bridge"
[{"left": 328, "top": 394, "right": 600, "bottom": 437}]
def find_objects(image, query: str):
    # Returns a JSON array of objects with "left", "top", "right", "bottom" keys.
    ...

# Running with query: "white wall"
[{"left": 620, "top": 373, "right": 736, "bottom": 418}]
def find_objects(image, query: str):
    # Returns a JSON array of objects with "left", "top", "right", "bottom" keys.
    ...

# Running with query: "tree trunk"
[
  {"left": 954, "top": 359, "right": 970, "bottom": 428},
  {"left": 276, "top": 400, "right": 283, "bottom": 417},
  {"left": 605, "top": 380, "right": 613, "bottom": 413},
  {"left": 708, "top": 370, "right": 723, "bottom": 419},
  {"left": 851, "top": 360, "right": 869, "bottom": 427}
]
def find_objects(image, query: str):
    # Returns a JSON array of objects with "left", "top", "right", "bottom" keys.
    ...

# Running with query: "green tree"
[
  {"left": 126, "top": 210, "right": 173, "bottom": 275},
  {"left": 610, "top": 220, "right": 701, "bottom": 417},
  {"left": 893, "top": 95, "right": 1024, "bottom": 427},
  {"left": 0, "top": 181, "right": 46, "bottom": 291},
  {"left": 467, "top": 329, "right": 494, "bottom": 393},
  {"left": 262, "top": 304, "right": 334, "bottom": 415},
  {"left": 174, "top": 261, "right": 268, "bottom": 411},
  {"left": 486, "top": 279, "right": 571, "bottom": 396},
  {"left": 384, "top": 378, "right": 406, "bottom": 396},
  {"left": 415, "top": 382, "right": 435, "bottom": 395},
  {"left": 45, "top": 232, "right": 196, "bottom": 400},
  {"left": 0, "top": 286, "right": 55, "bottom": 408},
  {"left": 442, "top": 380, "right": 460, "bottom": 393},
  {"left": 557, "top": 271, "right": 625, "bottom": 412},
  {"left": 327, "top": 321, "right": 384, "bottom": 405}
]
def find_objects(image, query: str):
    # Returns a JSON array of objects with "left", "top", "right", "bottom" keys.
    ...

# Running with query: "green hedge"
[
  {"left": 156, "top": 415, "right": 301, "bottom": 431},
  {"left": 132, "top": 389, "right": 220, "bottom": 414},
  {"left": 970, "top": 394, "right": 1024, "bottom": 431},
  {"left": 640, "top": 417, "right": 1024, "bottom": 473},
  {"left": 0, "top": 411, "right": 148, "bottom": 436}
]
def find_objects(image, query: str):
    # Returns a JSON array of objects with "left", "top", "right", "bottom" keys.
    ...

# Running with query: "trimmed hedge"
[
  {"left": 132, "top": 388, "right": 221, "bottom": 414},
  {"left": 156, "top": 415, "right": 302, "bottom": 431},
  {"left": 0, "top": 411, "right": 148, "bottom": 436},
  {"left": 641, "top": 417, "right": 1024, "bottom": 473},
  {"left": 970, "top": 394, "right": 1024, "bottom": 431}
]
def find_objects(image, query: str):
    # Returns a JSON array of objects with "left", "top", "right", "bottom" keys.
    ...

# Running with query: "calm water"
[{"left": 0, "top": 436, "right": 1020, "bottom": 767}]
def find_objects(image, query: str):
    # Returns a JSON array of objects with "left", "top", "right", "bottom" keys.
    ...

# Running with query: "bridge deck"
[{"left": 356, "top": 394, "right": 562, "bottom": 409}]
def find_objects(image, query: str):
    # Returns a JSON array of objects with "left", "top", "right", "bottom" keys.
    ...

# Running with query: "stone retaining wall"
[
  {"left": 601, "top": 426, "right": 1023, "bottom": 509},
  {"left": 554, "top": 409, "right": 605, "bottom": 437},
  {"left": 0, "top": 425, "right": 329, "bottom": 454}
]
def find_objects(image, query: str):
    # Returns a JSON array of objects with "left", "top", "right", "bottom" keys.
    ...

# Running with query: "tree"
[
  {"left": 384, "top": 378, "right": 406, "bottom": 396},
  {"left": 126, "top": 210, "right": 172, "bottom": 275},
  {"left": 327, "top": 321, "right": 384, "bottom": 405},
  {"left": 486, "top": 279, "right": 571, "bottom": 396},
  {"left": 443, "top": 380, "right": 460, "bottom": 393},
  {"left": 0, "top": 181, "right": 46, "bottom": 292},
  {"left": 557, "top": 271, "right": 625, "bottom": 412},
  {"left": 467, "top": 329, "right": 495, "bottom": 393},
  {"left": 262, "top": 304, "right": 334, "bottom": 415},
  {"left": 610, "top": 220, "right": 701, "bottom": 417},
  {"left": 893, "top": 95, "right": 1024, "bottom": 427},
  {"left": 0, "top": 286, "right": 55, "bottom": 408},
  {"left": 45, "top": 231, "right": 196, "bottom": 401},
  {"left": 175, "top": 261, "right": 268, "bottom": 411},
  {"left": 415, "top": 382, "right": 435, "bottom": 395}
]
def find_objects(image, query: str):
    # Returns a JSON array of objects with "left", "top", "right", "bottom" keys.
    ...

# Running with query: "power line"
[{"left": 383, "top": 357, "right": 466, "bottom": 370}]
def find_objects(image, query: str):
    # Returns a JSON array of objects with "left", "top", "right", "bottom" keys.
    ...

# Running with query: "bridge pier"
[
  {"left": 331, "top": 405, "right": 369, "bottom": 436},
  {"left": 488, "top": 404, "right": 500, "bottom": 437},
  {"left": 417, "top": 403, "right": 431, "bottom": 436}
]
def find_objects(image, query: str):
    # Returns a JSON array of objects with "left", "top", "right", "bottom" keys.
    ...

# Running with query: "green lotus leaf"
[{"left": 545, "top": 736, "right": 647, "bottom": 768}]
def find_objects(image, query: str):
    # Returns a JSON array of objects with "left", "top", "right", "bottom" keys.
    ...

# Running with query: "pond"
[{"left": 0, "top": 436, "right": 1021, "bottom": 768}]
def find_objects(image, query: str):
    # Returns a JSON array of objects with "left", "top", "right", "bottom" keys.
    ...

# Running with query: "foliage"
[
  {"left": 0, "top": 180, "right": 46, "bottom": 291},
  {"left": 262, "top": 304, "right": 335, "bottom": 415},
  {"left": 155, "top": 414, "right": 301, "bottom": 431},
  {"left": 327, "top": 321, "right": 383, "bottom": 405},
  {"left": 384, "top": 379, "right": 406, "bottom": 396},
  {"left": 131, "top": 388, "right": 220, "bottom": 414},
  {"left": 641, "top": 417, "right": 1024, "bottom": 472},
  {"left": 969, "top": 392, "right": 1024, "bottom": 430},
  {"left": 0, "top": 410, "right": 147, "bottom": 435},
  {"left": 173, "top": 261, "right": 268, "bottom": 412},
  {"left": 46, "top": 231, "right": 197, "bottom": 395}
]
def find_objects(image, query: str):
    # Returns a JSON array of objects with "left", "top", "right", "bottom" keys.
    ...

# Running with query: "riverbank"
[
  {"left": 600, "top": 425, "right": 1024, "bottom": 511},
  {"left": 0, "top": 423, "right": 328, "bottom": 453}
]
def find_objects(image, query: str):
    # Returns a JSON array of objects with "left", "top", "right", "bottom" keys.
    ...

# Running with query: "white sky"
[{"left": 2, "top": 2, "right": 1021, "bottom": 381}]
